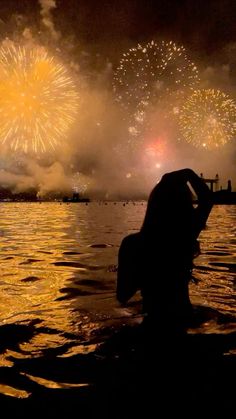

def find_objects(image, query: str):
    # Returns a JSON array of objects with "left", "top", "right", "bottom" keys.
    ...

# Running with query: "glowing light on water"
[
  {"left": 178, "top": 89, "right": 236, "bottom": 149},
  {"left": 0, "top": 43, "right": 79, "bottom": 154}
]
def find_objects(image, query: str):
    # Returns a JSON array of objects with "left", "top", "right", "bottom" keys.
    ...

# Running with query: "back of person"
[
  {"left": 116, "top": 232, "right": 142, "bottom": 304},
  {"left": 139, "top": 233, "right": 194, "bottom": 327},
  {"left": 116, "top": 168, "right": 213, "bottom": 330}
]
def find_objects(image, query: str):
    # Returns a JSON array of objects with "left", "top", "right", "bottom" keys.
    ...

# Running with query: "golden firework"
[
  {"left": 113, "top": 40, "right": 199, "bottom": 152},
  {"left": 0, "top": 43, "right": 79, "bottom": 154},
  {"left": 113, "top": 40, "right": 199, "bottom": 110},
  {"left": 179, "top": 89, "right": 236, "bottom": 149}
]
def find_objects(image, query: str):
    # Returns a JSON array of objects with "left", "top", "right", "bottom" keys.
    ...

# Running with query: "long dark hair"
[{"left": 141, "top": 176, "right": 194, "bottom": 235}]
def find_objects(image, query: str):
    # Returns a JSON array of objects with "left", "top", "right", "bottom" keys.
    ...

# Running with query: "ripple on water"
[
  {"left": 75, "top": 279, "right": 103, "bottom": 286},
  {"left": 206, "top": 251, "right": 232, "bottom": 256},
  {"left": 0, "top": 203, "right": 236, "bottom": 399},
  {"left": 209, "top": 262, "right": 236, "bottom": 272},
  {"left": 21, "top": 276, "right": 41, "bottom": 282},
  {"left": 53, "top": 261, "right": 105, "bottom": 270},
  {"left": 63, "top": 251, "right": 83, "bottom": 255},
  {"left": 57, "top": 287, "right": 95, "bottom": 300},
  {"left": 88, "top": 244, "right": 113, "bottom": 248},
  {"left": 19, "top": 259, "right": 43, "bottom": 264}
]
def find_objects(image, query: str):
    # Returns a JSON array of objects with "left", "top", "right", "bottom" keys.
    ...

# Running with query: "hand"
[{"left": 161, "top": 168, "right": 196, "bottom": 184}]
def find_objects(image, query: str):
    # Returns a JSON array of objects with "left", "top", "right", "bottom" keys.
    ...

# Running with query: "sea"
[{"left": 0, "top": 202, "right": 236, "bottom": 400}]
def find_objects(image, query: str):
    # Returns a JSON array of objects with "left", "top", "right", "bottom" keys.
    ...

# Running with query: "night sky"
[
  {"left": 0, "top": 0, "right": 236, "bottom": 62},
  {"left": 0, "top": 0, "right": 236, "bottom": 196}
]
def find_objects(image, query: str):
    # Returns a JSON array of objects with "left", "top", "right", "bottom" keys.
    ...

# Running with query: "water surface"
[{"left": 0, "top": 202, "right": 235, "bottom": 397}]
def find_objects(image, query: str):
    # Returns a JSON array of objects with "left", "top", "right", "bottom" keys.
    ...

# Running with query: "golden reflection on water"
[
  {"left": 190, "top": 205, "right": 236, "bottom": 314},
  {"left": 0, "top": 202, "right": 141, "bottom": 362},
  {"left": 0, "top": 202, "right": 236, "bottom": 396},
  {"left": 0, "top": 204, "right": 99, "bottom": 351},
  {"left": 21, "top": 373, "right": 89, "bottom": 389},
  {"left": 0, "top": 203, "right": 236, "bottom": 331},
  {"left": 0, "top": 384, "right": 30, "bottom": 398}
]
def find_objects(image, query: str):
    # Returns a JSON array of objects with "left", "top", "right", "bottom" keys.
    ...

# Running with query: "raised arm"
[
  {"left": 186, "top": 169, "right": 213, "bottom": 238},
  {"left": 159, "top": 168, "right": 213, "bottom": 237},
  {"left": 141, "top": 168, "right": 213, "bottom": 237}
]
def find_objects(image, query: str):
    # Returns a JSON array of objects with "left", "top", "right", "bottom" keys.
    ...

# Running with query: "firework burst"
[
  {"left": 113, "top": 40, "right": 199, "bottom": 111},
  {"left": 178, "top": 89, "right": 236, "bottom": 149},
  {"left": 113, "top": 40, "right": 199, "bottom": 150},
  {"left": 0, "top": 43, "right": 79, "bottom": 155}
]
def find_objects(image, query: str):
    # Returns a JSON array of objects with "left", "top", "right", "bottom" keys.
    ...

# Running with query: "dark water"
[{"left": 0, "top": 202, "right": 235, "bottom": 399}]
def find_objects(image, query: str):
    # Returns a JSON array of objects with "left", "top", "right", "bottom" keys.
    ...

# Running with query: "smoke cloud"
[
  {"left": 0, "top": 161, "right": 71, "bottom": 197},
  {"left": 39, "top": 0, "right": 60, "bottom": 41},
  {"left": 0, "top": 3, "right": 236, "bottom": 199}
]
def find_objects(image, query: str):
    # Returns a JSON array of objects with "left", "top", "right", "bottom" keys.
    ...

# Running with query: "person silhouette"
[{"left": 116, "top": 168, "right": 213, "bottom": 331}]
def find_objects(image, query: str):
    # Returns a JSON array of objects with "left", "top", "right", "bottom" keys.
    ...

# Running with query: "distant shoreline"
[
  {"left": 0, "top": 200, "right": 147, "bottom": 203},
  {"left": 0, "top": 199, "right": 236, "bottom": 205}
]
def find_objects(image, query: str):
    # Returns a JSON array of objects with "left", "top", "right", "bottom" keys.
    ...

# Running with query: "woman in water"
[{"left": 117, "top": 168, "right": 213, "bottom": 330}]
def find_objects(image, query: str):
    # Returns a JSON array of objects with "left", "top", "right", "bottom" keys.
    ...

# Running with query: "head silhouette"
[{"left": 141, "top": 175, "right": 194, "bottom": 234}]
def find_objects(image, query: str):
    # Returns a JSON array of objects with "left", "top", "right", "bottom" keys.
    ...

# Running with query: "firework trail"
[{"left": 0, "top": 43, "right": 79, "bottom": 155}]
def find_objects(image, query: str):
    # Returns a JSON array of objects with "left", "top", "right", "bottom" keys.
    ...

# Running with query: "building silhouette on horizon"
[
  {"left": 200, "top": 173, "right": 233, "bottom": 192},
  {"left": 200, "top": 173, "right": 236, "bottom": 204}
]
